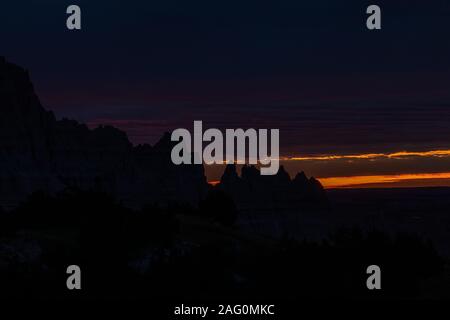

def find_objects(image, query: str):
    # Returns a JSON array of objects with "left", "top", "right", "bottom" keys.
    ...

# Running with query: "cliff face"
[
  {"left": 218, "top": 164, "right": 327, "bottom": 213},
  {"left": 0, "top": 58, "right": 208, "bottom": 208}
]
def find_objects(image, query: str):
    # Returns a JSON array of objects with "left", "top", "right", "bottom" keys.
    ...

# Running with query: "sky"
[{"left": 1, "top": 0, "right": 450, "bottom": 187}]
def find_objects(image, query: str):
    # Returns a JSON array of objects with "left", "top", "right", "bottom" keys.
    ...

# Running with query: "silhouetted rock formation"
[
  {"left": 217, "top": 164, "right": 327, "bottom": 213},
  {"left": 0, "top": 58, "right": 208, "bottom": 208},
  {"left": 0, "top": 58, "right": 325, "bottom": 212}
]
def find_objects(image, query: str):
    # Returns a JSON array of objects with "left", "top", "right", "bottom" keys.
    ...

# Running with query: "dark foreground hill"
[{"left": 0, "top": 189, "right": 446, "bottom": 300}]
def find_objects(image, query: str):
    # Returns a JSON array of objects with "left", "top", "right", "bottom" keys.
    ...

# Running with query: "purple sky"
[{"left": 2, "top": 0, "right": 450, "bottom": 185}]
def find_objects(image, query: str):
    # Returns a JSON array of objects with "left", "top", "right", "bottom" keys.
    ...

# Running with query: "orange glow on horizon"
[
  {"left": 285, "top": 149, "right": 450, "bottom": 161},
  {"left": 209, "top": 180, "right": 220, "bottom": 186},
  {"left": 319, "top": 172, "right": 450, "bottom": 189},
  {"left": 203, "top": 149, "right": 450, "bottom": 164},
  {"left": 209, "top": 173, "right": 450, "bottom": 189},
  {"left": 206, "top": 149, "right": 450, "bottom": 189}
]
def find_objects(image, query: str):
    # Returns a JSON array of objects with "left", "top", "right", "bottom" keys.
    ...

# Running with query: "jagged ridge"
[
  {"left": 0, "top": 58, "right": 208, "bottom": 208},
  {"left": 0, "top": 57, "right": 326, "bottom": 211},
  {"left": 218, "top": 164, "right": 327, "bottom": 213}
]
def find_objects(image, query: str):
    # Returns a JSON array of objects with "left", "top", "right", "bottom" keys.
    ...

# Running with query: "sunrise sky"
[
  {"left": 2, "top": 0, "right": 450, "bottom": 188},
  {"left": 282, "top": 150, "right": 450, "bottom": 188},
  {"left": 205, "top": 148, "right": 450, "bottom": 188}
]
